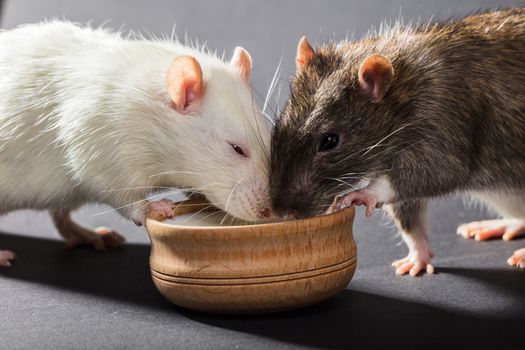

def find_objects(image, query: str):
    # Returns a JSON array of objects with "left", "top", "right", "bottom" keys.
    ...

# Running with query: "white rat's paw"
[
  {"left": 63, "top": 227, "right": 125, "bottom": 251},
  {"left": 457, "top": 219, "right": 525, "bottom": 241},
  {"left": 145, "top": 199, "right": 175, "bottom": 221},
  {"left": 0, "top": 250, "right": 16, "bottom": 267},
  {"left": 507, "top": 248, "right": 525, "bottom": 268},
  {"left": 392, "top": 242, "right": 434, "bottom": 276}
]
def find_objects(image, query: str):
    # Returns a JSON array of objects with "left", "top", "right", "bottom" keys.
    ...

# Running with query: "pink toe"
[
  {"left": 474, "top": 227, "right": 505, "bottom": 241},
  {"left": 396, "top": 262, "right": 413, "bottom": 275}
]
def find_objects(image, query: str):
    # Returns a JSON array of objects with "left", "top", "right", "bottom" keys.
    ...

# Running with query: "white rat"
[{"left": 0, "top": 21, "right": 273, "bottom": 266}]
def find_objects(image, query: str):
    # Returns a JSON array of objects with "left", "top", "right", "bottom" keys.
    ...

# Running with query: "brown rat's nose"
[{"left": 281, "top": 209, "right": 297, "bottom": 220}]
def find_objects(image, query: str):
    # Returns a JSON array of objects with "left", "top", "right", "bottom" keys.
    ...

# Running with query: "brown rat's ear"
[
  {"left": 230, "top": 47, "right": 252, "bottom": 79},
  {"left": 166, "top": 55, "right": 204, "bottom": 115},
  {"left": 296, "top": 36, "right": 315, "bottom": 70},
  {"left": 358, "top": 54, "right": 394, "bottom": 102}
]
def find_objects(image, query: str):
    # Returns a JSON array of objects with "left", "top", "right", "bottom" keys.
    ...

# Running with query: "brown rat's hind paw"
[
  {"left": 457, "top": 219, "right": 525, "bottom": 241},
  {"left": 507, "top": 248, "right": 525, "bottom": 268},
  {"left": 0, "top": 250, "right": 16, "bottom": 267},
  {"left": 63, "top": 227, "right": 125, "bottom": 251}
]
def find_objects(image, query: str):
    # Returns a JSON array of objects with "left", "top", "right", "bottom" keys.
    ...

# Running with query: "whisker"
[
  {"left": 180, "top": 204, "right": 215, "bottom": 224},
  {"left": 148, "top": 170, "right": 203, "bottom": 179},
  {"left": 220, "top": 176, "right": 246, "bottom": 225}
]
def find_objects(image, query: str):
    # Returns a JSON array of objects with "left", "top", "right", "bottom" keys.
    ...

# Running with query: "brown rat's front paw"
[
  {"left": 507, "top": 248, "right": 525, "bottom": 268},
  {"left": 392, "top": 242, "right": 434, "bottom": 276},
  {"left": 0, "top": 250, "right": 16, "bottom": 267}
]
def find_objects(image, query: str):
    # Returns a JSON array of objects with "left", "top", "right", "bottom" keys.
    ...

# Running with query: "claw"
[{"left": 507, "top": 248, "right": 525, "bottom": 269}]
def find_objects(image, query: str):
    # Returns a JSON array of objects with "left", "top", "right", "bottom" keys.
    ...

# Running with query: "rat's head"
[
  {"left": 146, "top": 47, "right": 272, "bottom": 221},
  {"left": 271, "top": 37, "right": 400, "bottom": 218}
]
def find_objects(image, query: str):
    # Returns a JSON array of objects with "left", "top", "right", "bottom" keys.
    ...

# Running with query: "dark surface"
[{"left": 1, "top": 1, "right": 525, "bottom": 349}]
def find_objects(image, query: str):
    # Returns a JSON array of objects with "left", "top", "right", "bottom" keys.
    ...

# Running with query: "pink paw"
[
  {"left": 392, "top": 242, "right": 434, "bottom": 276},
  {"left": 332, "top": 189, "right": 382, "bottom": 217},
  {"left": 0, "top": 250, "right": 16, "bottom": 267},
  {"left": 507, "top": 248, "right": 525, "bottom": 268},
  {"left": 64, "top": 228, "right": 126, "bottom": 251},
  {"left": 146, "top": 198, "right": 175, "bottom": 221},
  {"left": 392, "top": 256, "right": 434, "bottom": 276},
  {"left": 457, "top": 219, "right": 525, "bottom": 241},
  {"left": 95, "top": 227, "right": 126, "bottom": 247}
]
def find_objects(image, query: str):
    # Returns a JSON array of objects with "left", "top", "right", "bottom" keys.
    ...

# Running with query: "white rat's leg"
[
  {"left": 0, "top": 209, "right": 16, "bottom": 267},
  {"left": 386, "top": 200, "right": 434, "bottom": 276},
  {"left": 0, "top": 250, "right": 16, "bottom": 267},
  {"left": 51, "top": 208, "right": 125, "bottom": 250}
]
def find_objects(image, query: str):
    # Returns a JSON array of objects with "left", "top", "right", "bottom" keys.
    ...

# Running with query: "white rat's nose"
[{"left": 259, "top": 207, "right": 272, "bottom": 219}]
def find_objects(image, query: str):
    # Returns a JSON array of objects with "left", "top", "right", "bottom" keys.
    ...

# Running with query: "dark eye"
[
  {"left": 318, "top": 133, "right": 339, "bottom": 152},
  {"left": 230, "top": 143, "right": 247, "bottom": 157}
]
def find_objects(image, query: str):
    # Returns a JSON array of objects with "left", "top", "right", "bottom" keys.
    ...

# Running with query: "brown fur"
[{"left": 271, "top": 8, "right": 525, "bottom": 234}]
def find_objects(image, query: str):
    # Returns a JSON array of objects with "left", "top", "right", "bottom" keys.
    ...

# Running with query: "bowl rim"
[{"left": 146, "top": 205, "right": 355, "bottom": 233}]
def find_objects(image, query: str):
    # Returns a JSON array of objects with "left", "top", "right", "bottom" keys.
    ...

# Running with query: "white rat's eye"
[{"left": 229, "top": 142, "right": 248, "bottom": 158}]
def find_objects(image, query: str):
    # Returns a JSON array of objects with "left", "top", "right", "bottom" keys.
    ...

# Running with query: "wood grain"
[{"left": 145, "top": 205, "right": 356, "bottom": 314}]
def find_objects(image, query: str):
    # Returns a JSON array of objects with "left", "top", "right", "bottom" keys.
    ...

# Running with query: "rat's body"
[
  {"left": 271, "top": 8, "right": 525, "bottom": 275},
  {"left": 0, "top": 22, "right": 272, "bottom": 266}
]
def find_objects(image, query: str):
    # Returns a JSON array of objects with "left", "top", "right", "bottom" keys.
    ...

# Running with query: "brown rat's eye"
[
  {"left": 318, "top": 133, "right": 339, "bottom": 152},
  {"left": 229, "top": 143, "right": 247, "bottom": 157}
]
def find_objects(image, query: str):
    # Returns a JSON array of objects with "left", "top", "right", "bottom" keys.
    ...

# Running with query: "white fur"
[
  {"left": 366, "top": 175, "right": 395, "bottom": 204},
  {"left": 0, "top": 21, "right": 272, "bottom": 223},
  {"left": 471, "top": 190, "right": 525, "bottom": 219}
]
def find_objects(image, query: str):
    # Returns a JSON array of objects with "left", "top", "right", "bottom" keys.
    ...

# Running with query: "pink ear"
[
  {"left": 166, "top": 55, "right": 204, "bottom": 115},
  {"left": 230, "top": 47, "right": 252, "bottom": 79},
  {"left": 358, "top": 54, "right": 394, "bottom": 102},
  {"left": 296, "top": 36, "right": 315, "bottom": 70}
]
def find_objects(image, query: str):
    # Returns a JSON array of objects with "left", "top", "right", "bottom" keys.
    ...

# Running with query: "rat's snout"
[
  {"left": 272, "top": 191, "right": 312, "bottom": 219},
  {"left": 280, "top": 209, "right": 298, "bottom": 220}
]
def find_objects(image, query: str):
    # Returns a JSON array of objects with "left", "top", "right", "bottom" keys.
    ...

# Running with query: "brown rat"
[{"left": 270, "top": 8, "right": 525, "bottom": 275}]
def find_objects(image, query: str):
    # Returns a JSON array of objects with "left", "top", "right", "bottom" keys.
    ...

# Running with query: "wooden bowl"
[{"left": 145, "top": 205, "right": 356, "bottom": 314}]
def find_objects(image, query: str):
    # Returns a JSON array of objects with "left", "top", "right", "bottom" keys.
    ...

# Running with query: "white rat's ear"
[
  {"left": 358, "top": 54, "right": 394, "bottom": 102},
  {"left": 296, "top": 36, "right": 315, "bottom": 71},
  {"left": 230, "top": 47, "right": 252, "bottom": 79},
  {"left": 166, "top": 55, "right": 204, "bottom": 115}
]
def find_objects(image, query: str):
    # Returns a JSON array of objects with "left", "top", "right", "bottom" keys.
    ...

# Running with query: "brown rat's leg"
[
  {"left": 0, "top": 250, "right": 16, "bottom": 267},
  {"left": 386, "top": 200, "right": 434, "bottom": 276},
  {"left": 51, "top": 208, "right": 125, "bottom": 250}
]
